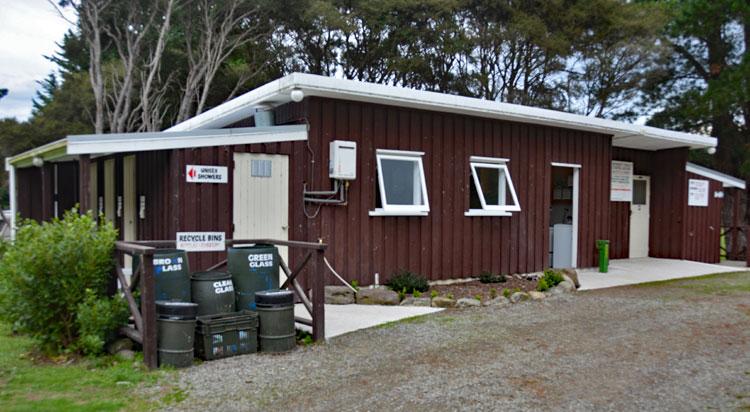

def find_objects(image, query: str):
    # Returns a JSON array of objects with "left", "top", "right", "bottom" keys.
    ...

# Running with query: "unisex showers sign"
[
  {"left": 610, "top": 160, "right": 633, "bottom": 202},
  {"left": 185, "top": 165, "right": 228, "bottom": 183},
  {"left": 176, "top": 232, "right": 226, "bottom": 251}
]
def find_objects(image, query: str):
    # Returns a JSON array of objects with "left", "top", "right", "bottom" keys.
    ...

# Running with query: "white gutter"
[
  {"left": 5, "top": 159, "right": 16, "bottom": 239},
  {"left": 68, "top": 125, "right": 307, "bottom": 155},
  {"left": 167, "top": 73, "right": 717, "bottom": 150},
  {"left": 686, "top": 162, "right": 746, "bottom": 190}
]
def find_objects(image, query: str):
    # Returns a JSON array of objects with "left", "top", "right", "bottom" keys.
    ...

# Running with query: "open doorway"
[{"left": 549, "top": 163, "right": 580, "bottom": 268}]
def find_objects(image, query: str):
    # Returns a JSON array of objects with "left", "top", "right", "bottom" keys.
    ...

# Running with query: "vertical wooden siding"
[
  {"left": 683, "top": 172, "right": 722, "bottom": 263},
  {"left": 305, "top": 98, "right": 611, "bottom": 284},
  {"left": 649, "top": 148, "right": 689, "bottom": 259},
  {"left": 609, "top": 148, "right": 655, "bottom": 259},
  {"left": 609, "top": 147, "right": 720, "bottom": 263}
]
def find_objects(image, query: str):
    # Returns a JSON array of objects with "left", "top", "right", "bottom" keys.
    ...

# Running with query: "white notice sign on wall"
[
  {"left": 610, "top": 160, "right": 633, "bottom": 202},
  {"left": 176, "top": 232, "right": 226, "bottom": 252},
  {"left": 688, "top": 179, "right": 709, "bottom": 207},
  {"left": 186, "top": 165, "right": 228, "bottom": 183}
]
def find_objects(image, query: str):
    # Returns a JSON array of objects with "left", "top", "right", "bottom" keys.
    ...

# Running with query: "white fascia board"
[
  {"left": 7, "top": 138, "right": 68, "bottom": 167},
  {"left": 67, "top": 125, "right": 307, "bottom": 155},
  {"left": 686, "top": 162, "right": 746, "bottom": 189},
  {"left": 166, "top": 72, "right": 717, "bottom": 150}
]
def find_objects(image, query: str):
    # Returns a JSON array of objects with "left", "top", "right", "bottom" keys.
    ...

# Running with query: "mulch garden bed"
[{"left": 429, "top": 277, "right": 539, "bottom": 301}]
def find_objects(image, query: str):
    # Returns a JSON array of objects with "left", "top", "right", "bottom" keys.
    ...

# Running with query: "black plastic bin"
[{"left": 194, "top": 310, "right": 259, "bottom": 360}]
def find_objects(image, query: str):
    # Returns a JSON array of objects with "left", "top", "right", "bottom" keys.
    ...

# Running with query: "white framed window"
[
  {"left": 370, "top": 149, "right": 429, "bottom": 216},
  {"left": 466, "top": 156, "right": 521, "bottom": 216}
]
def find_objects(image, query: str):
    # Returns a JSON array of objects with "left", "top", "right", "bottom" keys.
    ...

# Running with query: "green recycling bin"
[
  {"left": 228, "top": 245, "right": 280, "bottom": 311},
  {"left": 596, "top": 240, "right": 609, "bottom": 273},
  {"left": 150, "top": 249, "right": 191, "bottom": 302}
]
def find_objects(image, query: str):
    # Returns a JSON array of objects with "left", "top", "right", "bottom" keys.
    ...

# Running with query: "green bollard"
[{"left": 596, "top": 240, "right": 610, "bottom": 273}]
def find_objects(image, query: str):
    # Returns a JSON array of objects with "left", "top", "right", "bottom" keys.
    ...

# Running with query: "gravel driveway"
[{"left": 158, "top": 272, "right": 750, "bottom": 411}]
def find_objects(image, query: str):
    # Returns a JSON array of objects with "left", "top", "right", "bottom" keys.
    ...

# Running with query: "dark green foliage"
[
  {"left": 386, "top": 270, "right": 429, "bottom": 294},
  {"left": 537, "top": 269, "right": 565, "bottom": 292},
  {"left": 76, "top": 290, "right": 130, "bottom": 356},
  {"left": 478, "top": 271, "right": 506, "bottom": 284},
  {"left": 0, "top": 210, "right": 118, "bottom": 353}
]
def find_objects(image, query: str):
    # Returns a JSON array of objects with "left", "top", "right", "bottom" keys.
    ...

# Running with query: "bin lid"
[
  {"left": 190, "top": 271, "right": 231, "bottom": 281},
  {"left": 156, "top": 301, "right": 199, "bottom": 318},
  {"left": 255, "top": 289, "right": 294, "bottom": 305}
]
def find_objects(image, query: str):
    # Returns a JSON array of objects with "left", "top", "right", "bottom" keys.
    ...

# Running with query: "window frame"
[
  {"left": 466, "top": 156, "right": 521, "bottom": 216},
  {"left": 370, "top": 149, "right": 430, "bottom": 216}
]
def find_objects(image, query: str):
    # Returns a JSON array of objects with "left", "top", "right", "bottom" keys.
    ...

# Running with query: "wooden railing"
[{"left": 114, "top": 238, "right": 328, "bottom": 369}]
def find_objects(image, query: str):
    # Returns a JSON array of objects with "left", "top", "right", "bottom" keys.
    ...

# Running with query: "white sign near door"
[
  {"left": 185, "top": 165, "right": 228, "bottom": 183},
  {"left": 688, "top": 179, "right": 709, "bottom": 207},
  {"left": 610, "top": 160, "right": 633, "bottom": 202}
]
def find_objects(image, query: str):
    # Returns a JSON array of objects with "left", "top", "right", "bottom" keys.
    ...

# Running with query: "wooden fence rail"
[{"left": 113, "top": 238, "right": 327, "bottom": 369}]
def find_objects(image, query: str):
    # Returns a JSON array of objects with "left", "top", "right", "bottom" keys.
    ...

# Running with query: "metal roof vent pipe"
[{"left": 253, "top": 106, "right": 275, "bottom": 127}]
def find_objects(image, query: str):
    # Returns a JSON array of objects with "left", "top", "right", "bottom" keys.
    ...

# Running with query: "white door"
[
  {"left": 104, "top": 159, "right": 116, "bottom": 221},
  {"left": 629, "top": 175, "right": 650, "bottom": 258},
  {"left": 233, "top": 153, "right": 289, "bottom": 286},
  {"left": 122, "top": 156, "right": 137, "bottom": 270}
]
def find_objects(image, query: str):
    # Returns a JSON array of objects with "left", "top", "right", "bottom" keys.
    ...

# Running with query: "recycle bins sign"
[{"left": 228, "top": 245, "right": 280, "bottom": 311}]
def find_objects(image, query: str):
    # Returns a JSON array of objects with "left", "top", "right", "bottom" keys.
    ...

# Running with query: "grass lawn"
[{"left": 0, "top": 324, "right": 176, "bottom": 412}]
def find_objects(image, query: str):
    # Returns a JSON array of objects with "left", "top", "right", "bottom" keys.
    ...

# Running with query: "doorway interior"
[{"left": 549, "top": 163, "right": 580, "bottom": 268}]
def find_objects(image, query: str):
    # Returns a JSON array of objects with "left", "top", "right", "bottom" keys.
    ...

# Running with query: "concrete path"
[
  {"left": 294, "top": 303, "right": 442, "bottom": 339},
  {"left": 578, "top": 257, "right": 745, "bottom": 290}
]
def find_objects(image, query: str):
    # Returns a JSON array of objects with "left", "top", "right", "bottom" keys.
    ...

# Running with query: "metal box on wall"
[{"left": 329, "top": 140, "right": 357, "bottom": 180}]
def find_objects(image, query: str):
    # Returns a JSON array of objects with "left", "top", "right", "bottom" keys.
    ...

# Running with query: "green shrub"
[
  {"left": 76, "top": 289, "right": 130, "bottom": 356},
  {"left": 502, "top": 288, "right": 511, "bottom": 298},
  {"left": 489, "top": 288, "right": 497, "bottom": 299},
  {"left": 538, "top": 268, "right": 564, "bottom": 292},
  {"left": 430, "top": 290, "right": 438, "bottom": 299},
  {"left": 478, "top": 271, "right": 506, "bottom": 284},
  {"left": 350, "top": 280, "right": 359, "bottom": 291},
  {"left": 413, "top": 290, "right": 422, "bottom": 298},
  {"left": 0, "top": 210, "right": 118, "bottom": 353},
  {"left": 537, "top": 278, "right": 550, "bottom": 292},
  {"left": 398, "top": 287, "right": 407, "bottom": 302},
  {"left": 385, "top": 270, "right": 429, "bottom": 294}
]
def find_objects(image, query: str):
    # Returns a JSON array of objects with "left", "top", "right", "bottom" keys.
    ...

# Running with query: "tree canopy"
[{"left": 1, "top": 0, "right": 748, "bottom": 190}]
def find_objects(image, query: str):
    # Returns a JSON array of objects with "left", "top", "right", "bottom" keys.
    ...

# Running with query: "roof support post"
[
  {"left": 78, "top": 154, "right": 91, "bottom": 213},
  {"left": 5, "top": 160, "right": 16, "bottom": 239}
]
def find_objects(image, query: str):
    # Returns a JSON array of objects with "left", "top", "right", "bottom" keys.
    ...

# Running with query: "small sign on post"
[
  {"left": 185, "top": 165, "right": 228, "bottom": 184},
  {"left": 176, "top": 232, "right": 226, "bottom": 252}
]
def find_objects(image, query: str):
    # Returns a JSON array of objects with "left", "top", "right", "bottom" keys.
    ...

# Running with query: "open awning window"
[
  {"left": 371, "top": 149, "right": 429, "bottom": 216},
  {"left": 467, "top": 156, "right": 521, "bottom": 216}
]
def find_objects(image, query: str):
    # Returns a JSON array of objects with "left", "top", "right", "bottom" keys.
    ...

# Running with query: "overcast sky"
[{"left": 0, "top": 0, "right": 76, "bottom": 121}]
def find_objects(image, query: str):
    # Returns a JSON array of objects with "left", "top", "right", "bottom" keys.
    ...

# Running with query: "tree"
[
  {"left": 0, "top": 89, "right": 7, "bottom": 100},
  {"left": 643, "top": 0, "right": 750, "bottom": 176}
]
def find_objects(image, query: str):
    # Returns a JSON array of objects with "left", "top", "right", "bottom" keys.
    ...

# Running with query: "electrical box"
[{"left": 329, "top": 140, "right": 357, "bottom": 180}]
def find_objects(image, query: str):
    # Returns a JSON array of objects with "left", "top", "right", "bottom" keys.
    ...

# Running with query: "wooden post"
[
  {"left": 140, "top": 253, "right": 158, "bottom": 369},
  {"left": 311, "top": 248, "right": 325, "bottom": 342},
  {"left": 79, "top": 155, "right": 91, "bottom": 213},
  {"left": 732, "top": 190, "right": 740, "bottom": 260}
]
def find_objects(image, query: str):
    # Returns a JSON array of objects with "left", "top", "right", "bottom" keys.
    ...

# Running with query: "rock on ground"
[
  {"left": 325, "top": 286, "right": 355, "bottom": 304},
  {"left": 431, "top": 296, "right": 457, "bottom": 308},
  {"left": 510, "top": 291, "right": 530, "bottom": 303},
  {"left": 483, "top": 296, "right": 510, "bottom": 307},
  {"left": 456, "top": 297, "right": 481, "bottom": 307},
  {"left": 557, "top": 280, "right": 575, "bottom": 292},
  {"left": 400, "top": 297, "right": 432, "bottom": 307},
  {"left": 107, "top": 338, "right": 134, "bottom": 355},
  {"left": 561, "top": 268, "right": 580, "bottom": 288},
  {"left": 356, "top": 287, "right": 400, "bottom": 305},
  {"left": 528, "top": 291, "right": 546, "bottom": 300}
]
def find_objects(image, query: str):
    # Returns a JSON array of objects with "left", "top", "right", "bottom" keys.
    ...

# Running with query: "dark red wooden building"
[{"left": 7, "top": 73, "right": 743, "bottom": 285}]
